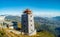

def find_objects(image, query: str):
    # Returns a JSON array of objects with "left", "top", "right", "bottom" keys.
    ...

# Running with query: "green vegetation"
[
  {"left": 17, "top": 22, "right": 21, "bottom": 28},
  {"left": 0, "top": 30, "right": 55, "bottom": 37},
  {"left": 18, "top": 31, "right": 55, "bottom": 37},
  {"left": 0, "top": 22, "right": 56, "bottom": 37},
  {"left": 37, "top": 31, "right": 55, "bottom": 37}
]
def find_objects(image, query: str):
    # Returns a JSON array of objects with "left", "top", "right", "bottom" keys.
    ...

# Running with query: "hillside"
[
  {"left": 3, "top": 15, "right": 60, "bottom": 37},
  {"left": 0, "top": 28, "right": 55, "bottom": 37},
  {"left": 52, "top": 16, "right": 60, "bottom": 21},
  {"left": 5, "top": 15, "right": 21, "bottom": 22}
]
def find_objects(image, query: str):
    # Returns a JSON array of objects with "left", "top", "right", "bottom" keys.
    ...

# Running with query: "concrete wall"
[
  {"left": 21, "top": 13, "right": 36, "bottom": 36},
  {"left": 28, "top": 14, "right": 36, "bottom": 36},
  {"left": 21, "top": 13, "right": 28, "bottom": 33}
]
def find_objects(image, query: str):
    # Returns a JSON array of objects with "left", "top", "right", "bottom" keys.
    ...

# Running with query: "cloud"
[
  {"left": 33, "top": 10, "right": 60, "bottom": 17},
  {"left": 0, "top": 8, "right": 60, "bottom": 17}
]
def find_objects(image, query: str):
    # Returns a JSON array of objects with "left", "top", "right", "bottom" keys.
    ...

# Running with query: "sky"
[{"left": 0, "top": 0, "right": 60, "bottom": 17}]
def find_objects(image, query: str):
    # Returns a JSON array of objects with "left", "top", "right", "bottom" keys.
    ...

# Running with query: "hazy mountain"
[
  {"left": 4, "top": 15, "right": 60, "bottom": 26},
  {"left": 4, "top": 15, "right": 60, "bottom": 37},
  {"left": 34, "top": 16, "right": 60, "bottom": 26},
  {"left": 5, "top": 15, "right": 21, "bottom": 22},
  {"left": 52, "top": 16, "right": 60, "bottom": 21}
]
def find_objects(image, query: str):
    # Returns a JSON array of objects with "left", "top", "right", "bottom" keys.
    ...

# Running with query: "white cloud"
[
  {"left": 0, "top": 8, "right": 60, "bottom": 17},
  {"left": 33, "top": 10, "right": 60, "bottom": 17}
]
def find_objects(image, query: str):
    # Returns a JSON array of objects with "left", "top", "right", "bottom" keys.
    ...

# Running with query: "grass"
[
  {"left": 0, "top": 22, "right": 55, "bottom": 37},
  {"left": 0, "top": 28, "right": 55, "bottom": 37},
  {"left": 17, "top": 22, "right": 21, "bottom": 28}
]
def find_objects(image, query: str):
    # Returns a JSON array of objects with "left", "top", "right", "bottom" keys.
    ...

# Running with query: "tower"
[{"left": 21, "top": 9, "right": 36, "bottom": 36}]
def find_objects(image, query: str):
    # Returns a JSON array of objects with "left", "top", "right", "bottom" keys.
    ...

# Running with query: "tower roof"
[{"left": 24, "top": 9, "right": 32, "bottom": 14}]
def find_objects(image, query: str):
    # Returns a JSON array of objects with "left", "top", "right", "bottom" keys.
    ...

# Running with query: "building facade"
[{"left": 21, "top": 9, "right": 36, "bottom": 36}]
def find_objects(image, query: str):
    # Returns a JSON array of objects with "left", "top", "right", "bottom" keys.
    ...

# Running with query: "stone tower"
[{"left": 21, "top": 9, "right": 36, "bottom": 36}]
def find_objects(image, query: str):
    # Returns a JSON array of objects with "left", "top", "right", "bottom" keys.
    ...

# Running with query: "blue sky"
[{"left": 0, "top": 0, "right": 60, "bottom": 17}]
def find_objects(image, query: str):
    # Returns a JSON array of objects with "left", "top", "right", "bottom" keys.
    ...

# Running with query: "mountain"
[
  {"left": 34, "top": 16, "right": 58, "bottom": 25},
  {"left": 52, "top": 16, "right": 60, "bottom": 21},
  {"left": 34, "top": 16, "right": 60, "bottom": 37},
  {"left": 4, "top": 15, "right": 60, "bottom": 26},
  {"left": 5, "top": 15, "right": 60, "bottom": 27},
  {"left": 5, "top": 15, "right": 21, "bottom": 22},
  {"left": 3, "top": 15, "right": 60, "bottom": 37}
]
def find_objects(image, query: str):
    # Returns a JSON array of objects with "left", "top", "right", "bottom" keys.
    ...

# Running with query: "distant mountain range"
[
  {"left": 4, "top": 15, "right": 60, "bottom": 27},
  {"left": 5, "top": 15, "right": 21, "bottom": 22},
  {"left": 34, "top": 16, "right": 60, "bottom": 27},
  {"left": 52, "top": 16, "right": 60, "bottom": 22}
]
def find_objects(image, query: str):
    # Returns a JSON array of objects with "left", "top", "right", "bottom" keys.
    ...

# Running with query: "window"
[
  {"left": 31, "top": 29, "right": 33, "bottom": 32},
  {"left": 30, "top": 20, "right": 32, "bottom": 22},
  {"left": 30, "top": 15, "right": 32, "bottom": 17},
  {"left": 24, "top": 23, "right": 26, "bottom": 25},
  {"left": 24, "top": 21, "right": 26, "bottom": 22},
  {"left": 31, "top": 24, "right": 32, "bottom": 26}
]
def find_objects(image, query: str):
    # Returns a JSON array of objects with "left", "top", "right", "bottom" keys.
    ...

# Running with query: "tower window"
[
  {"left": 30, "top": 15, "right": 32, "bottom": 17},
  {"left": 30, "top": 20, "right": 32, "bottom": 22},
  {"left": 24, "top": 21, "right": 26, "bottom": 22},
  {"left": 31, "top": 24, "right": 32, "bottom": 26},
  {"left": 31, "top": 29, "right": 33, "bottom": 32}
]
